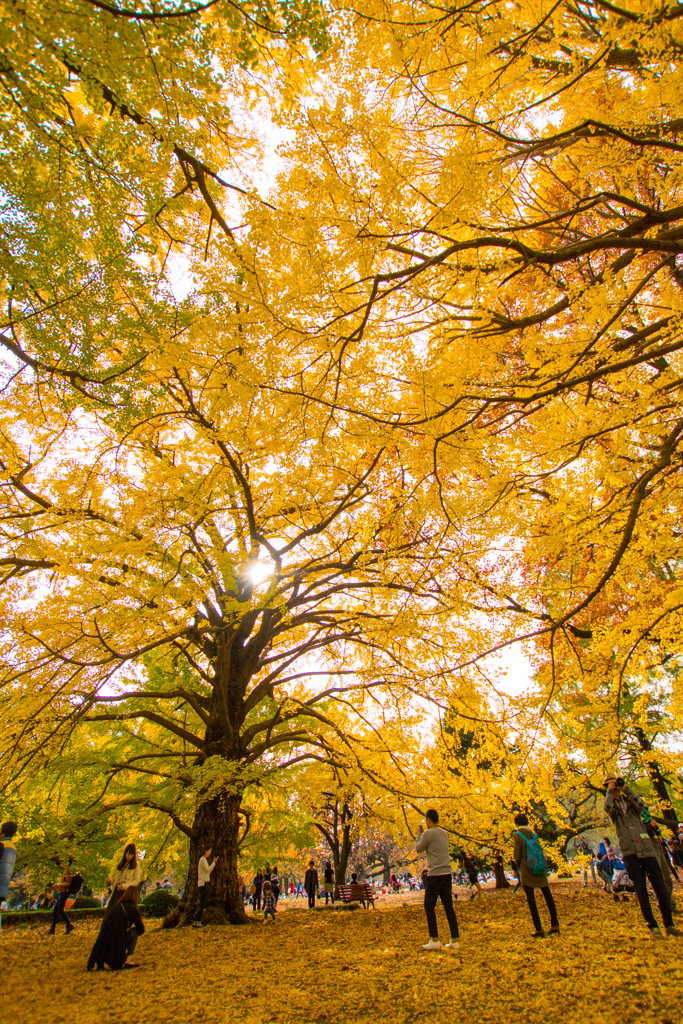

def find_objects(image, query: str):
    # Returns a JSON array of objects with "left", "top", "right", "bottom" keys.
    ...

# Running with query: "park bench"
[{"left": 338, "top": 883, "right": 377, "bottom": 908}]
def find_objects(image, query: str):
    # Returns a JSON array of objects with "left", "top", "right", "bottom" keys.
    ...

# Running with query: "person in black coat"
[
  {"left": 87, "top": 887, "right": 145, "bottom": 971},
  {"left": 304, "top": 860, "right": 318, "bottom": 908}
]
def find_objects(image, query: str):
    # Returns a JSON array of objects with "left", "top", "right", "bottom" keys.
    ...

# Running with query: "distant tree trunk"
[
  {"left": 494, "top": 854, "right": 510, "bottom": 889},
  {"left": 164, "top": 791, "right": 247, "bottom": 927},
  {"left": 634, "top": 728, "right": 679, "bottom": 824},
  {"left": 315, "top": 795, "right": 354, "bottom": 896}
]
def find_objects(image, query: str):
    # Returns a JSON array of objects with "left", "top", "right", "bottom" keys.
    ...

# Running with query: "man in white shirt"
[{"left": 415, "top": 809, "right": 459, "bottom": 951}]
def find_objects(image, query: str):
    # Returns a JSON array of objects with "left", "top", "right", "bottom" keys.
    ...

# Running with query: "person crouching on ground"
[
  {"left": 512, "top": 813, "right": 560, "bottom": 939},
  {"left": 603, "top": 776, "right": 681, "bottom": 940},
  {"left": 88, "top": 886, "right": 144, "bottom": 971},
  {"left": 415, "top": 808, "right": 459, "bottom": 951},
  {"left": 263, "top": 881, "right": 276, "bottom": 923}
]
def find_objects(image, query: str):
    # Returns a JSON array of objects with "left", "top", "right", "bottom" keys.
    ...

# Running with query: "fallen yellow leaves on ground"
[{"left": 3, "top": 884, "right": 683, "bottom": 1024}]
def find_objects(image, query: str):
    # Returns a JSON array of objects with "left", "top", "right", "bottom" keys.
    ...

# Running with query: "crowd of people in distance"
[{"left": 3, "top": 773, "right": 683, "bottom": 971}]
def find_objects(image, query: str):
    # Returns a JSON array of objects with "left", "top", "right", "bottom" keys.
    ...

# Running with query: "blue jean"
[
  {"left": 50, "top": 892, "right": 72, "bottom": 931},
  {"left": 264, "top": 908, "right": 276, "bottom": 921}
]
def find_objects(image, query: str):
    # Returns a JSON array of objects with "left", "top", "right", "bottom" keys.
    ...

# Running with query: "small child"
[{"left": 263, "top": 881, "right": 276, "bottom": 923}]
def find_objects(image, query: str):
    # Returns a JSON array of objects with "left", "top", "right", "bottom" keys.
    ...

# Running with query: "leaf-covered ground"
[{"left": 3, "top": 882, "right": 683, "bottom": 1024}]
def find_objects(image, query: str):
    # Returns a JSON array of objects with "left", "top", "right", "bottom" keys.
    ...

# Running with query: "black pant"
[
  {"left": 307, "top": 891, "right": 316, "bottom": 908},
  {"left": 424, "top": 874, "right": 459, "bottom": 939},
  {"left": 623, "top": 855, "right": 673, "bottom": 929},
  {"left": 324, "top": 889, "right": 335, "bottom": 904},
  {"left": 194, "top": 884, "right": 207, "bottom": 923},
  {"left": 50, "top": 892, "right": 72, "bottom": 931},
  {"left": 523, "top": 885, "right": 558, "bottom": 931},
  {"left": 252, "top": 893, "right": 261, "bottom": 910}
]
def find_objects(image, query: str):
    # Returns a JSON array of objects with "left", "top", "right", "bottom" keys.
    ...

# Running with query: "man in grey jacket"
[
  {"left": 604, "top": 777, "right": 682, "bottom": 939},
  {"left": 415, "top": 809, "right": 459, "bottom": 951}
]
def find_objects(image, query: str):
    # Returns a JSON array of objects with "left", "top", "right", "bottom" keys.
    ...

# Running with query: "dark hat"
[{"left": 1, "top": 821, "right": 18, "bottom": 837}]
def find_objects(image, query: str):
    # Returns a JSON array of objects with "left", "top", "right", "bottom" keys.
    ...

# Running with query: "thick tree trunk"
[
  {"left": 635, "top": 728, "right": 680, "bottom": 824},
  {"left": 334, "top": 821, "right": 353, "bottom": 893},
  {"left": 164, "top": 791, "right": 247, "bottom": 927},
  {"left": 494, "top": 854, "right": 510, "bottom": 889}
]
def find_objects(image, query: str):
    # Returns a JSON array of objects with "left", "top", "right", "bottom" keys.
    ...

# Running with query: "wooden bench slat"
[{"left": 337, "top": 883, "right": 377, "bottom": 906}]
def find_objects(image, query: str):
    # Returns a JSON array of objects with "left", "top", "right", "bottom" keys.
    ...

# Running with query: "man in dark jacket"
[
  {"left": 304, "top": 861, "right": 318, "bottom": 909},
  {"left": 603, "top": 777, "right": 682, "bottom": 939}
]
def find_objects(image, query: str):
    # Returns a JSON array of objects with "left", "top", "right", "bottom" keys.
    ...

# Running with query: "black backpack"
[{"left": 68, "top": 873, "right": 83, "bottom": 895}]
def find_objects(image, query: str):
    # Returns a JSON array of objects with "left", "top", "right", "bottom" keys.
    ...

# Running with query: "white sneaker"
[
  {"left": 421, "top": 938, "right": 442, "bottom": 950},
  {"left": 444, "top": 940, "right": 460, "bottom": 951}
]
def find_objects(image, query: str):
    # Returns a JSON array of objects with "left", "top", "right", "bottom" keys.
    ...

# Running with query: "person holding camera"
[
  {"left": 603, "top": 776, "right": 682, "bottom": 939},
  {"left": 415, "top": 809, "right": 460, "bottom": 951}
]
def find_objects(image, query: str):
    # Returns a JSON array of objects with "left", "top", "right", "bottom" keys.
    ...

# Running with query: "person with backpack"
[
  {"left": 415, "top": 808, "right": 460, "bottom": 951},
  {"left": 512, "top": 813, "right": 560, "bottom": 938},
  {"left": 0, "top": 821, "right": 18, "bottom": 907},
  {"left": 65, "top": 868, "right": 84, "bottom": 911},
  {"left": 48, "top": 862, "right": 75, "bottom": 935},
  {"left": 603, "top": 776, "right": 682, "bottom": 939}
]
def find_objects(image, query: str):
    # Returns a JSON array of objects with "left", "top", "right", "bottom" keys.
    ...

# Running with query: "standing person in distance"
[
  {"left": 107, "top": 843, "right": 141, "bottom": 914},
  {"left": 304, "top": 860, "right": 318, "bottom": 908},
  {"left": 415, "top": 809, "right": 460, "bottom": 951},
  {"left": 262, "top": 881, "right": 276, "bottom": 924},
  {"left": 251, "top": 868, "right": 263, "bottom": 911},
  {"left": 193, "top": 847, "right": 218, "bottom": 928},
  {"left": 462, "top": 851, "right": 482, "bottom": 900},
  {"left": 576, "top": 836, "right": 597, "bottom": 886},
  {"left": 48, "top": 861, "right": 75, "bottom": 936},
  {"left": 270, "top": 866, "right": 281, "bottom": 906},
  {"left": 323, "top": 861, "right": 335, "bottom": 905},
  {"left": 513, "top": 814, "right": 560, "bottom": 938},
  {"left": 603, "top": 776, "right": 681, "bottom": 939}
]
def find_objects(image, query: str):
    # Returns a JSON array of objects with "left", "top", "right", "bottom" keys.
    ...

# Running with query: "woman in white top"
[
  {"left": 193, "top": 847, "right": 219, "bottom": 927},
  {"left": 107, "top": 844, "right": 141, "bottom": 913}
]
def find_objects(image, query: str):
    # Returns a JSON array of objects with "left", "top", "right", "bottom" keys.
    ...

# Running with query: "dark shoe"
[
  {"left": 621, "top": 895, "right": 629, "bottom": 902},
  {"left": 650, "top": 927, "right": 664, "bottom": 940},
  {"left": 613, "top": 893, "right": 620, "bottom": 902},
  {"left": 549, "top": 925, "right": 560, "bottom": 935},
  {"left": 65, "top": 924, "right": 75, "bottom": 935},
  {"left": 47, "top": 927, "right": 55, "bottom": 936},
  {"left": 531, "top": 930, "right": 546, "bottom": 939},
  {"left": 666, "top": 926, "right": 683, "bottom": 937},
  {"left": 123, "top": 963, "right": 140, "bottom": 969}
]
